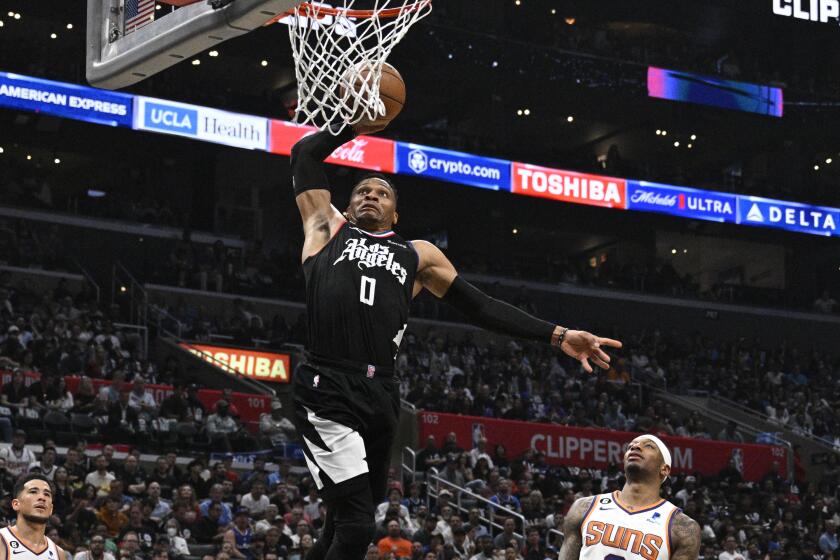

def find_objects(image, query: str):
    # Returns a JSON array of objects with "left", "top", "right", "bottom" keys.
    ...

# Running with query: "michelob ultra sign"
[{"left": 179, "top": 343, "right": 291, "bottom": 383}]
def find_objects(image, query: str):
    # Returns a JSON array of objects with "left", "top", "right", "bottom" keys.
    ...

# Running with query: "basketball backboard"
[{"left": 86, "top": 0, "right": 298, "bottom": 90}]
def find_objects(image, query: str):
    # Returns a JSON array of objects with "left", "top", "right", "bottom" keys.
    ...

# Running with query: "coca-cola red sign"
[{"left": 269, "top": 120, "right": 395, "bottom": 173}]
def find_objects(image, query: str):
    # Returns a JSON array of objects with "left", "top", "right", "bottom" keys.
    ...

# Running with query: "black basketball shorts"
[{"left": 291, "top": 356, "right": 400, "bottom": 503}]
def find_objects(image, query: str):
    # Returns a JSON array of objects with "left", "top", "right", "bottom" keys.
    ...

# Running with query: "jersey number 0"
[{"left": 360, "top": 276, "right": 377, "bottom": 306}]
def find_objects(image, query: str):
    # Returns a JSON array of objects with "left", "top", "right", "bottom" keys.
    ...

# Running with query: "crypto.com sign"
[{"left": 772, "top": 0, "right": 840, "bottom": 23}]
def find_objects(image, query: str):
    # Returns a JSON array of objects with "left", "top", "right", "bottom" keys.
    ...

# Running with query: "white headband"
[{"left": 637, "top": 434, "right": 672, "bottom": 468}]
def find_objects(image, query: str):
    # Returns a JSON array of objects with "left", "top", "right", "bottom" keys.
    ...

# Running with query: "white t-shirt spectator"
[
  {"left": 0, "top": 446, "right": 37, "bottom": 477},
  {"left": 719, "top": 550, "right": 747, "bottom": 560},
  {"left": 241, "top": 492, "right": 270, "bottom": 516},
  {"left": 85, "top": 470, "right": 116, "bottom": 497},
  {"left": 75, "top": 551, "right": 116, "bottom": 560},
  {"left": 128, "top": 390, "right": 156, "bottom": 411}
]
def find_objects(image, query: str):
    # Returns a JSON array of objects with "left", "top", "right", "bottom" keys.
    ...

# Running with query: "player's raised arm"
[
  {"left": 670, "top": 512, "right": 701, "bottom": 560},
  {"left": 558, "top": 497, "right": 595, "bottom": 560},
  {"left": 290, "top": 125, "right": 358, "bottom": 261},
  {"left": 411, "top": 240, "right": 622, "bottom": 372}
]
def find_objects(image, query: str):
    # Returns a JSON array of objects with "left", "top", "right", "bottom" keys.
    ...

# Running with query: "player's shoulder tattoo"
[
  {"left": 670, "top": 512, "right": 701, "bottom": 560},
  {"left": 564, "top": 496, "right": 597, "bottom": 531}
]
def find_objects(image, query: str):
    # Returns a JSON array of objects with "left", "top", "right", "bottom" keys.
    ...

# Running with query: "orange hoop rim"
[{"left": 288, "top": 0, "right": 431, "bottom": 19}]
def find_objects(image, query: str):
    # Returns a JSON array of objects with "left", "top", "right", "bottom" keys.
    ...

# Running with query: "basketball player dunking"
[
  {"left": 0, "top": 474, "right": 67, "bottom": 560},
  {"left": 559, "top": 435, "right": 701, "bottom": 560},
  {"left": 289, "top": 122, "right": 622, "bottom": 560}
]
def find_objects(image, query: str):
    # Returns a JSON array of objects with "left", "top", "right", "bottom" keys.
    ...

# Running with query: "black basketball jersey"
[{"left": 303, "top": 221, "right": 419, "bottom": 367}]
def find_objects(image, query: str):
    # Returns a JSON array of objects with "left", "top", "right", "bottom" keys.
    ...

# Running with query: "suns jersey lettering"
[
  {"left": 303, "top": 222, "right": 418, "bottom": 366},
  {"left": 580, "top": 493, "right": 680, "bottom": 560},
  {"left": 0, "top": 527, "right": 61, "bottom": 560}
]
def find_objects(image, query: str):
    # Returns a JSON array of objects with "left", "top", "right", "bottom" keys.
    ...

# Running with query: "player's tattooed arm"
[
  {"left": 670, "top": 512, "right": 701, "bottom": 560},
  {"left": 559, "top": 496, "right": 595, "bottom": 560}
]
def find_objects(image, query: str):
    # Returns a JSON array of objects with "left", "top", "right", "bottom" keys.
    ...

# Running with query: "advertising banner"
[
  {"left": 648, "top": 67, "right": 783, "bottom": 118},
  {"left": 0, "top": 72, "right": 133, "bottom": 127},
  {"left": 134, "top": 96, "right": 268, "bottom": 150},
  {"left": 511, "top": 163, "right": 626, "bottom": 209},
  {"left": 269, "top": 120, "right": 395, "bottom": 172},
  {"left": 62, "top": 376, "right": 272, "bottom": 428},
  {"left": 626, "top": 181, "right": 737, "bottom": 223},
  {"left": 179, "top": 343, "right": 292, "bottom": 384},
  {"left": 418, "top": 411, "right": 787, "bottom": 482},
  {"left": 395, "top": 143, "right": 511, "bottom": 191},
  {"left": 737, "top": 195, "right": 840, "bottom": 237}
]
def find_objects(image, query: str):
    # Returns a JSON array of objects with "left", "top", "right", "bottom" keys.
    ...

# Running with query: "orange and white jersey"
[
  {"left": 0, "top": 526, "right": 61, "bottom": 560},
  {"left": 580, "top": 492, "right": 681, "bottom": 560}
]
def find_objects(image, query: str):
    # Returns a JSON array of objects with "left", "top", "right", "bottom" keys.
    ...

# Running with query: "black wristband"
[
  {"left": 290, "top": 124, "right": 356, "bottom": 196},
  {"left": 442, "top": 276, "right": 556, "bottom": 344}
]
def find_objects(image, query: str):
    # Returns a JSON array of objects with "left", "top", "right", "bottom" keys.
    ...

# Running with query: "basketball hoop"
[{"left": 282, "top": 0, "right": 432, "bottom": 134}]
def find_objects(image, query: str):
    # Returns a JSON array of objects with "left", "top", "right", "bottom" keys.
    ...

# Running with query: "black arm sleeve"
[
  {"left": 290, "top": 124, "right": 356, "bottom": 196},
  {"left": 442, "top": 276, "right": 556, "bottom": 344}
]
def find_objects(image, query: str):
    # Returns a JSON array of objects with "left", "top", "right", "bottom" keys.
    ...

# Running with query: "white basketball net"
[{"left": 286, "top": 1, "right": 432, "bottom": 134}]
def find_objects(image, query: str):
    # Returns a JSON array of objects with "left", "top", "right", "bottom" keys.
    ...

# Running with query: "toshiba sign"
[
  {"left": 511, "top": 163, "right": 627, "bottom": 209},
  {"left": 179, "top": 343, "right": 291, "bottom": 383}
]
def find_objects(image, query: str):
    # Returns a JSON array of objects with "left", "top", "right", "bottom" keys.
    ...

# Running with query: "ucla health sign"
[
  {"left": 134, "top": 96, "right": 268, "bottom": 150},
  {"left": 395, "top": 143, "right": 511, "bottom": 191},
  {"left": 0, "top": 72, "right": 132, "bottom": 127},
  {"left": 627, "top": 181, "right": 737, "bottom": 223},
  {"left": 737, "top": 196, "right": 840, "bottom": 237}
]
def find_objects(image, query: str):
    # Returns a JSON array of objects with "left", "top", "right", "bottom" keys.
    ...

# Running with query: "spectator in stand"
[
  {"left": 241, "top": 481, "right": 270, "bottom": 518},
  {"left": 118, "top": 532, "right": 146, "bottom": 560},
  {"left": 470, "top": 535, "right": 499, "bottom": 560},
  {"left": 416, "top": 435, "right": 446, "bottom": 473},
  {"left": 147, "top": 481, "right": 172, "bottom": 522},
  {"left": 493, "top": 518, "right": 522, "bottom": 551},
  {"left": 206, "top": 400, "right": 251, "bottom": 452},
  {"left": 201, "top": 484, "right": 234, "bottom": 526},
  {"left": 441, "top": 432, "right": 464, "bottom": 461},
  {"left": 375, "top": 483, "right": 413, "bottom": 533},
  {"left": 820, "top": 520, "right": 839, "bottom": 555},
  {"left": 490, "top": 480, "right": 521, "bottom": 513},
  {"left": 86, "top": 454, "right": 116, "bottom": 497},
  {"left": 148, "top": 456, "right": 179, "bottom": 500},
  {"left": 28, "top": 445, "right": 58, "bottom": 479},
  {"left": 1, "top": 368, "right": 30, "bottom": 416},
  {"left": 259, "top": 400, "right": 296, "bottom": 448},
  {"left": 224, "top": 508, "right": 254, "bottom": 558},
  {"left": 160, "top": 382, "right": 206, "bottom": 431},
  {"left": 119, "top": 502, "right": 157, "bottom": 551},
  {"left": 127, "top": 376, "right": 158, "bottom": 433},
  {"left": 193, "top": 501, "right": 229, "bottom": 544},
  {"left": 0, "top": 428, "right": 37, "bottom": 477},
  {"left": 120, "top": 454, "right": 148, "bottom": 499},
  {"left": 181, "top": 460, "right": 211, "bottom": 500},
  {"left": 469, "top": 437, "right": 494, "bottom": 469},
  {"left": 75, "top": 535, "right": 117, "bottom": 560},
  {"left": 717, "top": 421, "right": 745, "bottom": 444},
  {"left": 377, "top": 519, "right": 413, "bottom": 559},
  {"left": 98, "top": 495, "right": 129, "bottom": 538},
  {"left": 521, "top": 528, "right": 544, "bottom": 560}
]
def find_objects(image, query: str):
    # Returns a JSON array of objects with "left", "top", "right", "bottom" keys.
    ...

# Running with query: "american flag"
[{"left": 124, "top": 0, "right": 156, "bottom": 34}]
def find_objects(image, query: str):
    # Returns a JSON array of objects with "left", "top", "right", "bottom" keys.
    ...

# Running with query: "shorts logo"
[
  {"left": 367, "top": 365, "right": 376, "bottom": 378},
  {"left": 312, "top": 375, "right": 320, "bottom": 388},
  {"left": 408, "top": 149, "right": 429, "bottom": 174}
]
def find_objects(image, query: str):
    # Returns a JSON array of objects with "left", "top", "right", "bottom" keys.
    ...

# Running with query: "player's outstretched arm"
[
  {"left": 670, "top": 513, "right": 701, "bottom": 560},
  {"left": 290, "top": 125, "right": 355, "bottom": 261},
  {"left": 558, "top": 497, "right": 595, "bottom": 560},
  {"left": 412, "top": 240, "right": 621, "bottom": 372}
]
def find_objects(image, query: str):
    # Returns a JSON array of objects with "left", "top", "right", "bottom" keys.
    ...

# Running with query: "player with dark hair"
[
  {"left": 0, "top": 473, "right": 68, "bottom": 560},
  {"left": 559, "top": 435, "right": 701, "bottom": 560},
  {"left": 289, "top": 123, "right": 622, "bottom": 560}
]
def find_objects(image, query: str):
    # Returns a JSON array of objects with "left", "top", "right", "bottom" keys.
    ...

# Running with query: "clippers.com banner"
[
  {"left": 179, "top": 343, "right": 292, "bottom": 384},
  {"left": 511, "top": 163, "right": 627, "bottom": 209},
  {"left": 60, "top": 376, "right": 272, "bottom": 430},
  {"left": 418, "top": 411, "right": 787, "bottom": 482},
  {"left": 269, "top": 120, "right": 396, "bottom": 173}
]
